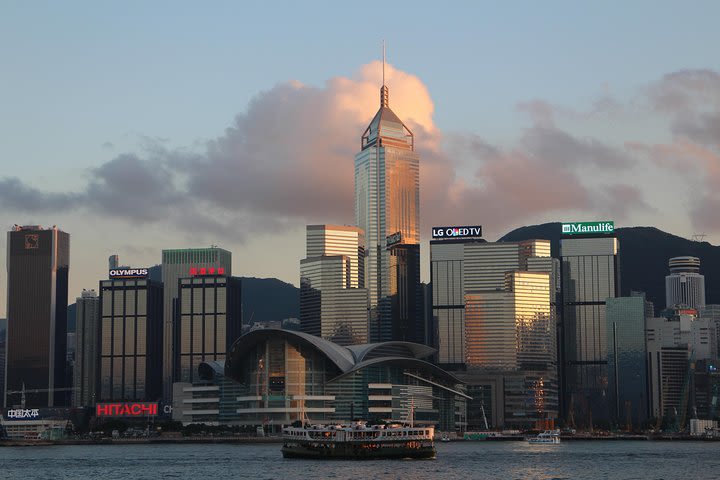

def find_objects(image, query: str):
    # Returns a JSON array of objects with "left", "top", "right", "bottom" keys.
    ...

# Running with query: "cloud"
[{"left": 1, "top": 61, "right": 652, "bottom": 242}]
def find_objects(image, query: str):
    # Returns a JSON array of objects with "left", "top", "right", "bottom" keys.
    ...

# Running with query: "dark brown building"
[{"left": 5, "top": 225, "right": 70, "bottom": 408}]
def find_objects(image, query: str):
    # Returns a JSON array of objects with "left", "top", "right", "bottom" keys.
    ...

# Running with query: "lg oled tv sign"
[
  {"left": 561, "top": 221, "right": 614, "bottom": 236},
  {"left": 431, "top": 226, "right": 483, "bottom": 239},
  {"left": 96, "top": 402, "right": 158, "bottom": 417},
  {"left": 109, "top": 268, "right": 149, "bottom": 279}
]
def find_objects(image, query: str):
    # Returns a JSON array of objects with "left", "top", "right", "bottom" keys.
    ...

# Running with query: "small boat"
[
  {"left": 527, "top": 429, "right": 561, "bottom": 444},
  {"left": 282, "top": 422, "right": 436, "bottom": 459},
  {"left": 440, "top": 434, "right": 451, "bottom": 442}
]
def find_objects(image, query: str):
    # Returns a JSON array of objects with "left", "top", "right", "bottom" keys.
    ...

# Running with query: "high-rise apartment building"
[
  {"left": 99, "top": 271, "right": 163, "bottom": 401},
  {"left": 161, "top": 247, "right": 232, "bottom": 400},
  {"left": 560, "top": 225, "right": 619, "bottom": 424},
  {"left": 355, "top": 78, "right": 420, "bottom": 342},
  {"left": 74, "top": 289, "right": 100, "bottom": 407},
  {"left": 665, "top": 256, "right": 705, "bottom": 309},
  {"left": 300, "top": 225, "right": 369, "bottom": 345},
  {"left": 5, "top": 225, "right": 69, "bottom": 408},
  {"left": 175, "top": 273, "right": 242, "bottom": 383}
]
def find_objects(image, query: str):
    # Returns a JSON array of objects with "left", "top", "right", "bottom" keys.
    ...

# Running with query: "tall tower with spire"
[{"left": 354, "top": 56, "right": 420, "bottom": 342}]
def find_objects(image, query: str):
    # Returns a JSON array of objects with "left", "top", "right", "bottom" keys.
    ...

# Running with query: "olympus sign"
[
  {"left": 109, "top": 268, "right": 149, "bottom": 279},
  {"left": 561, "top": 221, "right": 614, "bottom": 236},
  {"left": 431, "top": 225, "right": 483, "bottom": 239}
]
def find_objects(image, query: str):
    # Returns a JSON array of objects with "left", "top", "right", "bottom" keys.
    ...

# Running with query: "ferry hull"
[{"left": 281, "top": 443, "right": 436, "bottom": 460}]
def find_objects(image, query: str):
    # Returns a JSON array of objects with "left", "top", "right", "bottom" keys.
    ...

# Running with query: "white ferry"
[
  {"left": 527, "top": 429, "right": 561, "bottom": 444},
  {"left": 282, "top": 422, "right": 436, "bottom": 459}
]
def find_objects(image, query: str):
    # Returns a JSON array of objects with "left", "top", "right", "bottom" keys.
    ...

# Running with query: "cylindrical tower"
[{"left": 665, "top": 256, "right": 705, "bottom": 309}]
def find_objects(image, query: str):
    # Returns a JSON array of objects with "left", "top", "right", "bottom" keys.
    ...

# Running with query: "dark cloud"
[
  {"left": 520, "top": 126, "right": 631, "bottom": 169},
  {"left": 0, "top": 177, "right": 80, "bottom": 212}
]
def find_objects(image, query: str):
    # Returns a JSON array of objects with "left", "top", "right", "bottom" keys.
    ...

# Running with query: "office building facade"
[
  {"left": 561, "top": 232, "right": 619, "bottom": 425},
  {"left": 665, "top": 256, "right": 705, "bottom": 309},
  {"left": 161, "top": 247, "right": 232, "bottom": 400},
  {"left": 605, "top": 295, "right": 650, "bottom": 426},
  {"left": 99, "top": 275, "right": 163, "bottom": 401},
  {"left": 73, "top": 290, "right": 100, "bottom": 407},
  {"left": 300, "top": 226, "right": 369, "bottom": 345},
  {"left": 465, "top": 271, "right": 557, "bottom": 427},
  {"left": 355, "top": 81, "right": 420, "bottom": 342},
  {"left": 175, "top": 274, "right": 242, "bottom": 384},
  {"left": 0, "top": 318, "right": 6, "bottom": 406},
  {"left": 5, "top": 225, "right": 69, "bottom": 408}
]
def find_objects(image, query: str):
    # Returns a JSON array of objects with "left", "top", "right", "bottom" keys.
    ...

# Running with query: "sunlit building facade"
[
  {"left": 355, "top": 82, "right": 419, "bottom": 342},
  {"left": 300, "top": 225, "right": 369, "bottom": 345},
  {"left": 99, "top": 277, "right": 163, "bottom": 401},
  {"left": 464, "top": 271, "right": 557, "bottom": 428}
]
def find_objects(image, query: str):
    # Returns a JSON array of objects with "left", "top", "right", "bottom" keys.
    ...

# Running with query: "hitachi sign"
[
  {"left": 561, "top": 221, "right": 614, "bottom": 235},
  {"left": 432, "top": 226, "right": 483, "bottom": 239}
]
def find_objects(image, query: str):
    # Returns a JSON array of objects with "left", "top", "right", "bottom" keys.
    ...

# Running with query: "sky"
[{"left": 2, "top": 1, "right": 720, "bottom": 317}]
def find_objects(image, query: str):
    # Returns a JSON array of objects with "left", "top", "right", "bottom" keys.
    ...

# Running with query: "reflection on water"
[{"left": 0, "top": 441, "right": 718, "bottom": 480}]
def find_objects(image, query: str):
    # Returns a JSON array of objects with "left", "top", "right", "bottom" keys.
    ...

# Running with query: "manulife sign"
[{"left": 561, "top": 221, "right": 614, "bottom": 235}]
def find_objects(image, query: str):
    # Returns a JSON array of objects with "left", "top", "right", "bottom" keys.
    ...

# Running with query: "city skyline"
[{"left": 3, "top": 3, "right": 720, "bottom": 316}]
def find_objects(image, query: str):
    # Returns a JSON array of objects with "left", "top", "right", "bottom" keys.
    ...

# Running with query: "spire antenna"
[
  {"left": 380, "top": 40, "right": 389, "bottom": 107},
  {"left": 382, "top": 39, "right": 386, "bottom": 86}
]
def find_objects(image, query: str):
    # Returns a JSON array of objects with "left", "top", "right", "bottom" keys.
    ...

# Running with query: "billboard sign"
[
  {"left": 561, "top": 221, "right": 614, "bottom": 236},
  {"left": 386, "top": 231, "right": 403, "bottom": 247},
  {"left": 6, "top": 408, "right": 40, "bottom": 419},
  {"left": 189, "top": 266, "right": 226, "bottom": 276},
  {"left": 431, "top": 226, "right": 482, "bottom": 239},
  {"left": 109, "top": 268, "right": 149, "bottom": 279},
  {"left": 96, "top": 402, "right": 158, "bottom": 417}
]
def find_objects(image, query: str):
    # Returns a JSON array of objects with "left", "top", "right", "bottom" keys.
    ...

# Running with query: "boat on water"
[
  {"left": 281, "top": 422, "right": 436, "bottom": 459},
  {"left": 527, "top": 429, "right": 561, "bottom": 444}
]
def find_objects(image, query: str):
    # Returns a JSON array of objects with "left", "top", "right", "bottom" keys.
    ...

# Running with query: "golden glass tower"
[{"left": 354, "top": 78, "right": 420, "bottom": 342}]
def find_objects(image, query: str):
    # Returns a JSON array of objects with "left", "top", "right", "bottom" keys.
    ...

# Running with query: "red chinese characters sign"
[
  {"left": 96, "top": 402, "right": 158, "bottom": 417},
  {"left": 189, "top": 266, "right": 225, "bottom": 276}
]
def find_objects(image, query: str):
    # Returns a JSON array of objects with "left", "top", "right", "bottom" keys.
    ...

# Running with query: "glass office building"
[
  {"left": 300, "top": 226, "right": 369, "bottom": 345},
  {"left": 73, "top": 290, "right": 100, "bottom": 407},
  {"left": 561, "top": 234, "right": 619, "bottom": 425},
  {"left": 161, "top": 247, "right": 232, "bottom": 400},
  {"left": 355, "top": 82, "right": 420, "bottom": 342},
  {"left": 99, "top": 277, "right": 163, "bottom": 401},
  {"left": 5, "top": 225, "right": 69, "bottom": 408},
  {"left": 176, "top": 274, "right": 242, "bottom": 384},
  {"left": 606, "top": 296, "right": 649, "bottom": 426}
]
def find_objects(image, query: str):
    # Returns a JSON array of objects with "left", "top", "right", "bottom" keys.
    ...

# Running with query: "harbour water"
[{"left": 1, "top": 441, "right": 718, "bottom": 479}]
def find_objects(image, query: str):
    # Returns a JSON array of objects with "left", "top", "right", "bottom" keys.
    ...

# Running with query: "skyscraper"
[
  {"left": 161, "top": 247, "right": 232, "bottom": 401},
  {"left": 74, "top": 289, "right": 100, "bottom": 407},
  {"left": 354, "top": 73, "right": 419, "bottom": 342},
  {"left": 5, "top": 225, "right": 69, "bottom": 408},
  {"left": 99, "top": 271, "right": 163, "bottom": 401},
  {"left": 665, "top": 256, "right": 705, "bottom": 310},
  {"left": 0, "top": 318, "right": 6, "bottom": 406},
  {"left": 560, "top": 223, "right": 619, "bottom": 424},
  {"left": 300, "top": 225, "right": 369, "bottom": 345},
  {"left": 175, "top": 273, "right": 242, "bottom": 383},
  {"left": 605, "top": 294, "right": 651, "bottom": 427}
]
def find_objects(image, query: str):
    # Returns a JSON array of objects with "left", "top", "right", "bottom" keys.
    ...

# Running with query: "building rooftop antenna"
[{"left": 382, "top": 39, "right": 386, "bottom": 86}]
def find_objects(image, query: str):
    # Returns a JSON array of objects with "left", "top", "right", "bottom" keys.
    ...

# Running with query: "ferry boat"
[
  {"left": 527, "top": 429, "right": 561, "bottom": 444},
  {"left": 281, "top": 422, "right": 436, "bottom": 459}
]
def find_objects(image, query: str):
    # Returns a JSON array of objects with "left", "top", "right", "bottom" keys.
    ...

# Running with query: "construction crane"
[{"left": 6, "top": 386, "right": 78, "bottom": 409}]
